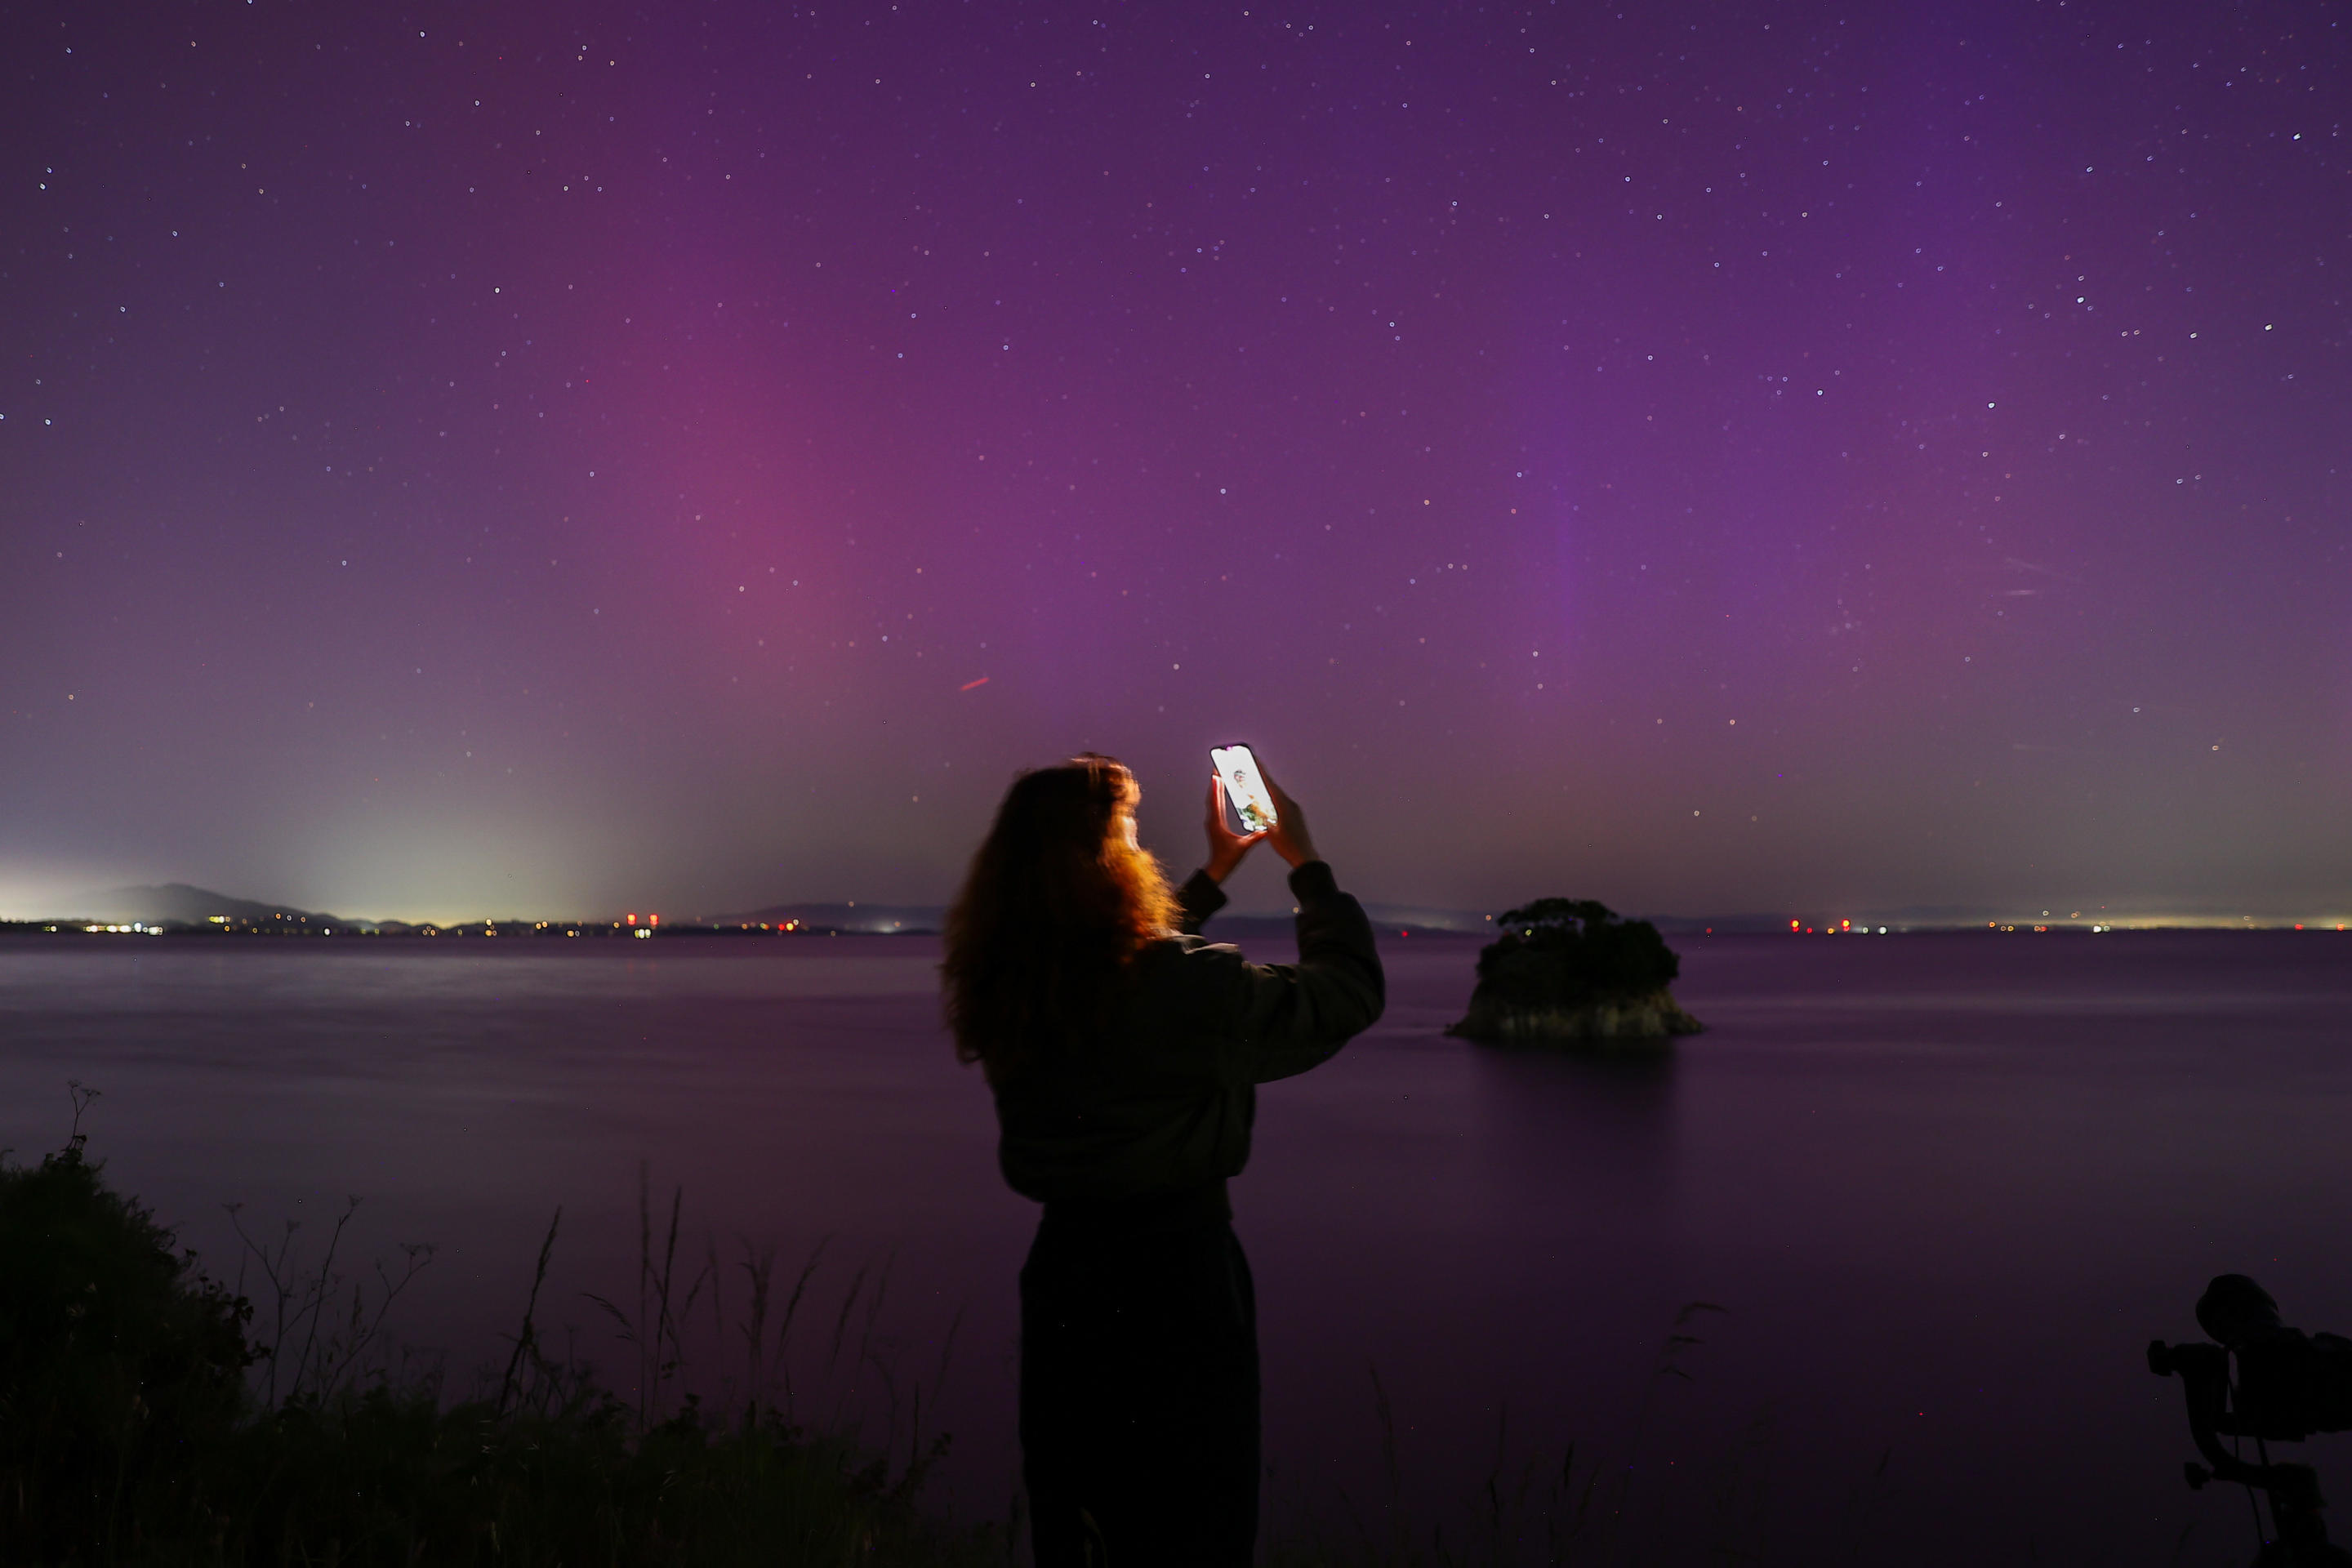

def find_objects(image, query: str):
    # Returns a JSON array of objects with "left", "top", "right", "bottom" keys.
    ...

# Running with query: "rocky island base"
[{"left": 1447, "top": 986, "right": 1704, "bottom": 1045}]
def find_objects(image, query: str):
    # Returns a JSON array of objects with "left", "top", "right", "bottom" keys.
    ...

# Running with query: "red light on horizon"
[
  {"left": 650, "top": 914, "right": 660, "bottom": 927},
  {"left": 626, "top": 912, "right": 636, "bottom": 925}
]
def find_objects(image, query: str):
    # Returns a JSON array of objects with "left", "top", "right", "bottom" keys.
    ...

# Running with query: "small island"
[{"left": 1446, "top": 898, "right": 1704, "bottom": 1047}]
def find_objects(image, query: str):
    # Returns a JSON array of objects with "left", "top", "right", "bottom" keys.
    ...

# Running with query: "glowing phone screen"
[{"left": 1210, "top": 744, "right": 1278, "bottom": 835}]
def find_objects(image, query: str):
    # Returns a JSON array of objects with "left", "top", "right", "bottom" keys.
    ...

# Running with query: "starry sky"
[{"left": 3, "top": 1, "right": 2346, "bottom": 922}]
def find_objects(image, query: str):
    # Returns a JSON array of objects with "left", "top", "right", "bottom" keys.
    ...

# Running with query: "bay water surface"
[{"left": 4, "top": 929, "right": 2349, "bottom": 1564}]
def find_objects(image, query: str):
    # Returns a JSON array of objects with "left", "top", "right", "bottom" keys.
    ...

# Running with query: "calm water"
[{"left": 5, "top": 930, "right": 2350, "bottom": 1564}]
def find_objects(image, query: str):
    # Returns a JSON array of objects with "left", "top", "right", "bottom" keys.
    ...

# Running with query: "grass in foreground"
[{"left": 0, "top": 1129, "right": 1001, "bottom": 1567}]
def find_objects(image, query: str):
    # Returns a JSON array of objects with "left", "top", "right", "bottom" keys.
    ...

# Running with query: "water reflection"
[{"left": 1469, "top": 1040, "right": 1681, "bottom": 1200}]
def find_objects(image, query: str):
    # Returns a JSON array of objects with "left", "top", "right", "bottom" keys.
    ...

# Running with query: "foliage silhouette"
[
  {"left": 1447, "top": 899, "right": 1702, "bottom": 1044},
  {"left": 0, "top": 1132, "right": 254, "bottom": 1560}
]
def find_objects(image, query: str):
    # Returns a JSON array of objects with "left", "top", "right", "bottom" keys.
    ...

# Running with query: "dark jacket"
[{"left": 991, "top": 860, "right": 1386, "bottom": 1215}]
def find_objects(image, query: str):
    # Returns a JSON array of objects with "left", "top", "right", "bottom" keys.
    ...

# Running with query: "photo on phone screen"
[{"left": 1210, "top": 744, "right": 1278, "bottom": 835}]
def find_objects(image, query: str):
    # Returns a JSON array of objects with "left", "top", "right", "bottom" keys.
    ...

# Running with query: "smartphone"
[{"left": 1210, "top": 743, "right": 1279, "bottom": 835}]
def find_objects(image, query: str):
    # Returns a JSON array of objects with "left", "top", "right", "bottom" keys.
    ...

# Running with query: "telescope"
[{"left": 2149, "top": 1275, "right": 2352, "bottom": 1566}]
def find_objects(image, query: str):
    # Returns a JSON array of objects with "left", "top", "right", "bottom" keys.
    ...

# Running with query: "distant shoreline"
[
  {"left": 3, "top": 920, "right": 2344, "bottom": 941},
  {"left": 21, "top": 883, "right": 2345, "bottom": 941}
]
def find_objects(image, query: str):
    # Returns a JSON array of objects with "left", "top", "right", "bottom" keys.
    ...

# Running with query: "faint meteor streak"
[{"left": 960, "top": 676, "right": 991, "bottom": 691}]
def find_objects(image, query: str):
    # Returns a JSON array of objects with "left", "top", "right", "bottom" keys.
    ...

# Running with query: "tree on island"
[{"left": 1446, "top": 898, "right": 1704, "bottom": 1045}]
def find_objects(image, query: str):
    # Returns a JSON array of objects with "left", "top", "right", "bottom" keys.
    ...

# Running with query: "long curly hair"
[{"left": 942, "top": 755, "right": 1179, "bottom": 1083}]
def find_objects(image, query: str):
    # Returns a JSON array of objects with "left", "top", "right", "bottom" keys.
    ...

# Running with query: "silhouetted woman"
[{"left": 943, "top": 755, "right": 1384, "bottom": 1566}]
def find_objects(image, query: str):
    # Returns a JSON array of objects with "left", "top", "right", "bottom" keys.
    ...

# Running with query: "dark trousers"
[{"left": 1019, "top": 1212, "right": 1260, "bottom": 1566}]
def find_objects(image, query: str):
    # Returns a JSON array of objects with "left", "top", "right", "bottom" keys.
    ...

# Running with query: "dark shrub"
[
  {"left": 1472, "top": 898, "right": 1681, "bottom": 1010},
  {"left": 0, "top": 1137, "right": 255, "bottom": 1557}
]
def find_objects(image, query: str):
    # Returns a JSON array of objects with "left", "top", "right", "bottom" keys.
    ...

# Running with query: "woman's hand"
[
  {"left": 1259, "top": 768, "right": 1321, "bottom": 869},
  {"left": 1203, "top": 774, "right": 1267, "bottom": 884}
]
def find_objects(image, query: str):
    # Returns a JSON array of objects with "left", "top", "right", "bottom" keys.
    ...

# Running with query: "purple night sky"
[{"left": 3, "top": 2, "right": 2346, "bottom": 923}]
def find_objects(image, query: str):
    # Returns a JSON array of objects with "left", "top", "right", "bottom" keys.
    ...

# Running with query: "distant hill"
[
  {"left": 1200, "top": 903, "right": 1491, "bottom": 942},
  {"left": 1642, "top": 911, "right": 1812, "bottom": 934},
  {"left": 1363, "top": 902, "right": 1493, "bottom": 933},
  {"left": 60, "top": 884, "right": 344, "bottom": 927}
]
